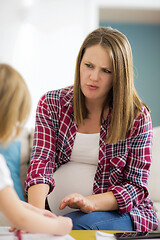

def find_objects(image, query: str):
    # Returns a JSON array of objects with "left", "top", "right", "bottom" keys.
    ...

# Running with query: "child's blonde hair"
[{"left": 0, "top": 64, "right": 31, "bottom": 145}]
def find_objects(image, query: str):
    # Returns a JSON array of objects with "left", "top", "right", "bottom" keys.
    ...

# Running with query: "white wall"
[{"left": 0, "top": 0, "right": 93, "bottom": 128}]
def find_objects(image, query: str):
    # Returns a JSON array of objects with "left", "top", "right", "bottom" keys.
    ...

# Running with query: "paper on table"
[
  {"left": 96, "top": 231, "right": 116, "bottom": 240},
  {"left": 0, "top": 227, "right": 75, "bottom": 240}
]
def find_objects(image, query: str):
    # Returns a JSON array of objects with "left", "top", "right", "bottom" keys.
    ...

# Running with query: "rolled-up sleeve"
[
  {"left": 25, "top": 93, "right": 59, "bottom": 194},
  {"left": 108, "top": 109, "right": 153, "bottom": 214}
]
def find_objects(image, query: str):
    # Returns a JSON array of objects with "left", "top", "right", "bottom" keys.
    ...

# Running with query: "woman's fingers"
[
  {"left": 59, "top": 197, "right": 77, "bottom": 210},
  {"left": 60, "top": 194, "right": 83, "bottom": 210},
  {"left": 59, "top": 193, "right": 95, "bottom": 213}
]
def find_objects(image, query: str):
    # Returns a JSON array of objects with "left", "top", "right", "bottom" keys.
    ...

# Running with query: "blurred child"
[{"left": 0, "top": 64, "right": 72, "bottom": 235}]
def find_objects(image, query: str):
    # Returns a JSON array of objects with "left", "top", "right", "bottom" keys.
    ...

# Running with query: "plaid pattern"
[{"left": 25, "top": 86, "right": 158, "bottom": 232}]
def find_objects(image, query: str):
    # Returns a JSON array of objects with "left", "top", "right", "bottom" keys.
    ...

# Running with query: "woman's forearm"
[
  {"left": 87, "top": 191, "right": 119, "bottom": 211},
  {"left": 28, "top": 184, "right": 50, "bottom": 209},
  {"left": 60, "top": 191, "right": 119, "bottom": 213}
]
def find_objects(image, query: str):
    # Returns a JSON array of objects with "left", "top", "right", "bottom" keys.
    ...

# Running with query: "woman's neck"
[
  {"left": 86, "top": 100, "right": 103, "bottom": 114},
  {"left": 77, "top": 105, "right": 109, "bottom": 134}
]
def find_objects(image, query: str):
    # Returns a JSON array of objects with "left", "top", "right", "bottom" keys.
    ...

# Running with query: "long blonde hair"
[
  {"left": 73, "top": 27, "right": 149, "bottom": 144},
  {"left": 0, "top": 64, "right": 31, "bottom": 145}
]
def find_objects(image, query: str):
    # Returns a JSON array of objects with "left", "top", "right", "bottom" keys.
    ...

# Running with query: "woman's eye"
[
  {"left": 85, "top": 63, "right": 93, "bottom": 68},
  {"left": 103, "top": 68, "right": 111, "bottom": 74}
]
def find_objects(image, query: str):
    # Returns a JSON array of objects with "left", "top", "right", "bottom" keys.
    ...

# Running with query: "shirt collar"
[{"left": 60, "top": 86, "right": 73, "bottom": 107}]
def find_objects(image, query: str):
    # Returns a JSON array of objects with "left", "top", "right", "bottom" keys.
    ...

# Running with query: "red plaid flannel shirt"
[{"left": 25, "top": 86, "right": 158, "bottom": 232}]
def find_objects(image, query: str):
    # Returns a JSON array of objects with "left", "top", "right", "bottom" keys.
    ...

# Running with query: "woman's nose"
[{"left": 90, "top": 69, "right": 99, "bottom": 81}]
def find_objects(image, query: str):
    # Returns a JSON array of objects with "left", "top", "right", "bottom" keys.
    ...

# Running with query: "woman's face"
[{"left": 80, "top": 44, "right": 113, "bottom": 107}]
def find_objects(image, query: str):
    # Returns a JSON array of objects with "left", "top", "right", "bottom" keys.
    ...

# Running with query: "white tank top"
[
  {"left": 48, "top": 132, "right": 100, "bottom": 215},
  {"left": 70, "top": 132, "right": 100, "bottom": 165}
]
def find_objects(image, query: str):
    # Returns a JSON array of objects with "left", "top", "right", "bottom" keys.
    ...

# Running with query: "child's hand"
[
  {"left": 9, "top": 205, "right": 57, "bottom": 233},
  {"left": 59, "top": 193, "right": 95, "bottom": 213},
  {"left": 9, "top": 227, "right": 26, "bottom": 233},
  {"left": 34, "top": 208, "right": 57, "bottom": 218},
  {"left": 22, "top": 201, "right": 57, "bottom": 218},
  {"left": 56, "top": 216, "right": 73, "bottom": 235}
]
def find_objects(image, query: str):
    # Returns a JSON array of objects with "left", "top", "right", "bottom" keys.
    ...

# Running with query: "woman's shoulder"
[
  {"left": 130, "top": 105, "right": 152, "bottom": 137},
  {"left": 39, "top": 86, "right": 73, "bottom": 105},
  {"left": 135, "top": 105, "right": 151, "bottom": 124}
]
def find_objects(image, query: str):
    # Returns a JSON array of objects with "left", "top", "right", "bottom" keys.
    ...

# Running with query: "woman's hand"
[{"left": 59, "top": 193, "right": 95, "bottom": 213}]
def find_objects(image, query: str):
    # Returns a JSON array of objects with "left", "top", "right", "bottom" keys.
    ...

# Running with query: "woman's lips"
[{"left": 87, "top": 84, "right": 98, "bottom": 90}]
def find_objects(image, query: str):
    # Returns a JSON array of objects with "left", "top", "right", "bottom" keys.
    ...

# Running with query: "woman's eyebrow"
[
  {"left": 83, "top": 59, "right": 112, "bottom": 70},
  {"left": 101, "top": 66, "right": 112, "bottom": 71}
]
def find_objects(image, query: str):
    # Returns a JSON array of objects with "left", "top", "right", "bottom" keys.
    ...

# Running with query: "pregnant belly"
[{"left": 47, "top": 161, "right": 97, "bottom": 215}]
